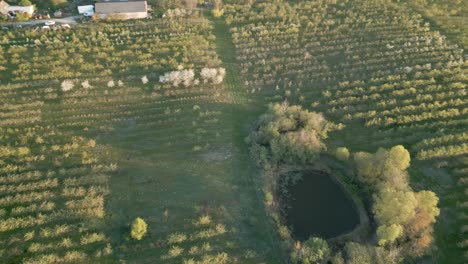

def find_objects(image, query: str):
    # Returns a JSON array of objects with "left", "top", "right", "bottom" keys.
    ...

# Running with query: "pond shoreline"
[{"left": 261, "top": 155, "right": 372, "bottom": 251}]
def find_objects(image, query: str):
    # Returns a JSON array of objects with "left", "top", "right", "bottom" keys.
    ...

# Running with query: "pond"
[{"left": 281, "top": 170, "right": 360, "bottom": 241}]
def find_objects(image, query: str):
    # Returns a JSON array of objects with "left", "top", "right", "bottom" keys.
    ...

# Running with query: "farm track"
[{"left": 211, "top": 16, "right": 286, "bottom": 263}]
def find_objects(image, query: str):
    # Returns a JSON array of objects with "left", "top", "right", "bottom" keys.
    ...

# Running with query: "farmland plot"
[
  {"left": 225, "top": 0, "right": 466, "bottom": 262},
  {"left": 0, "top": 18, "right": 279, "bottom": 263}
]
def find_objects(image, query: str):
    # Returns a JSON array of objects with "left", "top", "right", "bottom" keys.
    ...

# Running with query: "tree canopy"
[
  {"left": 19, "top": 0, "right": 32, "bottom": 6},
  {"left": 354, "top": 145, "right": 411, "bottom": 189},
  {"left": 354, "top": 145, "right": 440, "bottom": 256},
  {"left": 291, "top": 237, "right": 330, "bottom": 264},
  {"left": 130, "top": 217, "right": 148, "bottom": 240},
  {"left": 249, "top": 102, "right": 328, "bottom": 165}
]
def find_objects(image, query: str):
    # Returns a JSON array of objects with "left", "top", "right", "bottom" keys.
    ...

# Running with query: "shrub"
[
  {"left": 130, "top": 217, "right": 147, "bottom": 240},
  {"left": 212, "top": 9, "right": 225, "bottom": 18},
  {"left": 291, "top": 237, "right": 330, "bottom": 264},
  {"left": 19, "top": 0, "right": 32, "bottom": 6},
  {"left": 265, "top": 191, "right": 273, "bottom": 204},
  {"left": 16, "top": 12, "right": 31, "bottom": 22},
  {"left": 50, "top": 0, "right": 67, "bottom": 7},
  {"left": 167, "top": 232, "right": 187, "bottom": 244},
  {"left": 195, "top": 215, "right": 211, "bottom": 226},
  {"left": 169, "top": 246, "right": 183, "bottom": 257},
  {"left": 80, "top": 233, "right": 106, "bottom": 245},
  {"left": 335, "top": 147, "right": 350, "bottom": 161},
  {"left": 249, "top": 103, "right": 328, "bottom": 165}
]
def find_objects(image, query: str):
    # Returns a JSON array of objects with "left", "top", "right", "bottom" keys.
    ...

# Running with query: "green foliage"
[
  {"left": 131, "top": 217, "right": 148, "bottom": 240},
  {"left": 15, "top": 12, "right": 31, "bottom": 22},
  {"left": 344, "top": 242, "right": 401, "bottom": 264},
  {"left": 377, "top": 224, "right": 403, "bottom": 246},
  {"left": 291, "top": 237, "right": 330, "bottom": 264},
  {"left": 19, "top": 0, "right": 32, "bottom": 6},
  {"left": 50, "top": 0, "right": 68, "bottom": 8},
  {"left": 211, "top": 9, "right": 225, "bottom": 18},
  {"left": 373, "top": 188, "right": 417, "bottom": 226},
  {"left": 330, "top": 253, "right": 345, "bottom": 264},
  {"left": 249, "top": 103, "right": 328, "bottom": 165},
  {"left": 264, "top": 191, "right": 273, "bottom": 204},
  {"left": 335, "top": 147, "right": 350, "bottom": 162},
  {"left": 415, "top": 190, "right": 440, "bottom": 221},
  {"left": 167, "top": 232, "right": 187, "bottom": 244},
  {"left": 354, "top": 145, "right": 410, "bottom": 190},
  {"left": 355, "top": 145, "right": 440, "bottom": 255},
  {"left": 344, "top": 242, "right": 373, "bottom": 264},
  {"left": 387, "top": 145, "right": 410, "bottom": 171}
]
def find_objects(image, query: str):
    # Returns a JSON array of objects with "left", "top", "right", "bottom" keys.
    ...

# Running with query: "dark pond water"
[{"left": 281, "top": 170, "right": 360, "bottom": 240}]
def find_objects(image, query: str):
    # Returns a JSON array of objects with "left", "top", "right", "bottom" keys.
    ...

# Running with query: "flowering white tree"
[
  {"left": 159, "top": 67, "right": 195, "bottom": 87},
  {"left": 81, "top": 80, "right": 92, "bottom": 89},
  {"left": 200, "top": 67, "right": 226, "bottom": 84},
  {"left": 141, "top": 75, "right": 149, "bottom": 84},
  {"left": 61, "top": 80, "right": 74, "bottom": 92},
  {"left": 159, "top": 67, "right": 225, "bottom": 87},
  {"left": 107, "top": 80, "right": 115, "bottom": 88}
]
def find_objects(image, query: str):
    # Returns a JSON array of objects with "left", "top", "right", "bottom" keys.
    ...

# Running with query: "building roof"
[
  {"left": 0, "top": 0, "right": 10, "bottom": 15},
  {"left": 0, "top": 1, "right": 34, "bottom": 15},
  {"left": 8, "top": 5, "right": 34, "bottom": 15},
  {"left": 95, "top": 0, "right": 147, "bottom": 14},
  {"left": 77, "top": 5, "right": 94, "bottom": 14}
]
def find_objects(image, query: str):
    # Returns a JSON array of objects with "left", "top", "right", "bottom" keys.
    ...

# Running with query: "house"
[
  {"left": 0, "top": 0, "right": 34, "bottom": 17},
  {"left": 95, "top": 0, "right": 148, "bottom": 20},
  {"left": 77, "top": 5, "right": 94, "bottom": 16}
]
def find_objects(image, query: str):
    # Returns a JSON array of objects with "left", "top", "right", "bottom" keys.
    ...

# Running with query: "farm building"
[
  {"left": 95, "top": 0, "right": 148, "bottom": 20},
  {"left": 77, "top": 5, "right": 94, "bottom": 16},
  {"left": 0, "top": 0, "right": 34, "bottom": 16}
]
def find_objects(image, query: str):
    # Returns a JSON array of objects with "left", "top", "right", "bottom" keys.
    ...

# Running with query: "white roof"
[
  {"left": 78, "top": 5, "right": 94, "bottom": 14},
  {"left": 8, "top": 5, "right": 34, "bottom": 15}
]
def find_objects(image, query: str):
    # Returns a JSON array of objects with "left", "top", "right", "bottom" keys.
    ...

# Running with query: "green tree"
[
  {"left": 131, "top": 217, "right": 147, "bottom": 240},
  {"left": 211, "top": 8, "right": 224, "bottom": 17},
  {"left": 291, "top": 237, "right": 330, "bottom": 264},
  {"left": 353, "top": 151, "right": 375, "bottom": 183},
  {"left": 15, "top": 12, "right": 31, "bottom": 21},
  {"left": 19, "top": 0, "right": 32, "bottom": 6},
  {"left": 335, "top": 147, "right": 350, "bottom": 161},
  {"left": 373, "top": 188, "right": 417, "bottom": 226},
  {"left": 50, "top": 0, "right": 68, "bottom": 8},
  {"left": 404, "top": 190, "right": 440, "bottom": 255},
  {"left": 345, "top": 242, "right": 373, "bottom": 264},
  {"left": 249, "top": 103, "right": 328, "bottom": 165},
  {"left": 377, "top": 224, "right": 403, "bottom": 245},
  {"left": 387, "top": 145, "right": 411, "bottom": 170},
  {"left": 354, "top": 146, "right": 410, "bottom": 190},
  {"left": 415, "top": 190, "right": 440, "bottom": 221}
]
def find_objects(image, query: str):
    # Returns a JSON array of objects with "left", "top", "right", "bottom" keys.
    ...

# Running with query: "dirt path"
[
  {"left": 210, "top": 14, "right": 287, "bottom": 263},
  {"left": 0, "top": 15, "right": 80, "bottom": 26}
]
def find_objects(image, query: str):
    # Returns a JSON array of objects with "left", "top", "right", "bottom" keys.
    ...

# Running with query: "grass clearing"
[{"left": 0, "top": 15, "right": 281, "bottom": 263}]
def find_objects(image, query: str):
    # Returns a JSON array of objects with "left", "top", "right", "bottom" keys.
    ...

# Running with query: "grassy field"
[{"left": 0, "top": 16, "right": 282, "bottom": 263}]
